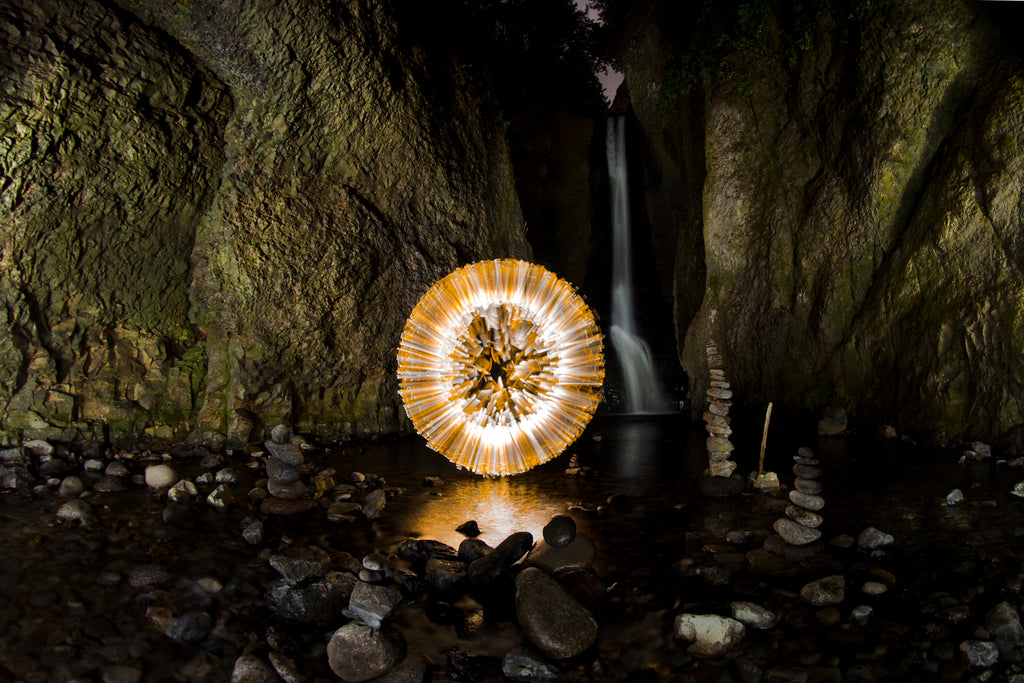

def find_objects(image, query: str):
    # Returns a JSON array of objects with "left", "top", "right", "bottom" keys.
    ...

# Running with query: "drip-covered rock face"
[{"left": 397, "top": 260, "right": 604, "bottom": 476}]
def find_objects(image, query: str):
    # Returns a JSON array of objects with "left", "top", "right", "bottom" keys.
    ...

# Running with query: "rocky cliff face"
[
  {"left": 620, "top": 0, "right": 1024, "bottom": 444},
  {"left": 1, "top": 0, "right": 528, "bottom": 446}
]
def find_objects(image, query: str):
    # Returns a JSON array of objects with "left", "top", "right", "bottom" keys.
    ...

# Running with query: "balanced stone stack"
[
  {"left": 747, "top": 447, "right": 838, "bottom": 576},
  {"left": 261, "top": 424, "right": 311, "bottom": 514},
  {"left": 704, "top": 340, "right": 737, "bottom": 478},
  {"left": 699, "top": 340, "right": 745, "bottom": 496}
]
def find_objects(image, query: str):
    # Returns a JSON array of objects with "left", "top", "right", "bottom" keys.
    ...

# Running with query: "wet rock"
[
  {"left": 128, "top": 564, "right": 170, "bottom": 588},
  {"left": 459, "top": 538, "right": 492, "bottom": 562},
  {"left": 786, "top": 505, "right": 823, "bottom": 528},
  {"left": 960, "top": 640, "right": 999, "bottom": 667},
  {"left": 502, "top": 646, "right": 562, "bottom": 681},
  {"left": 862, "top": 581, "right": 887, "bottom": 595},
  {"left": 857, "top": 527, "right": 894, "bottom": 549},
  {"left": 348, "top": 581, "right": 403, "bottom": 629},
  {"left": 84, "top": 458, "right": 105, "bottom": 472},
  {"left": 792, "top": 463, "right": 823, "bottom": 479},
  {"left": 0, "top": 465, "right": 32, "bottom": 489},
  {"left": 200, "top": 452, "right": 225, "bottom": 469},
  {"left": 789, "top": 490, "right": 825, "bottom": 511},
  {"left": 526, "top": 534, "right": 595, "bottom": 576},
  {"left": 261, "top": 497, "right": 315, "bottom": 515},
  {"left": 985, "top": 601, "right": 1024, "bottom": 661},
  {"left": 425, "top": 557, "right": 466, "bottom": 595},
  {"left": 328, "top": 501, "right": 362, "bottom": 522},
  {"left": 268, "top": 478, "right": 308, "bottom": 500},
  {"left": 57, "top": 475, "right": 86, "bottom": 496},
  {"left": 23, "top": 440, "right": 52, "bottom": 458},
  {"left": 1012, "top": 481, "right": 1024, "bottom": 498},
  {"left": 327, "top": 622, "right": 406, "bottom": 681},
  {"left": 363, "top": 489, "right": 387, "bottom": 519},
  {"left": 946, "top": 488, "right": 965, "bottom": 505},
  {"left": 394, "top": 569, "right": 429, "bottom": 597},
  {"left": 800, "top": 575, "right": 845, "bottom": 605},
  {"left": 101, "top": 665, "right": 142, "bottom": 683},
  {"left": 542, "top": 515, "right": 577, "bottom": 548},
  {"left": 93, "top": 475, "right": 128, "bottom": 493},
  {"left": 267, "top": 457, "right": 301, "bottom": 484},
  {"left": 363, "top": 553, "right": 389, "bottom": 573},
  {"left": 268, "top": 652, "right": 303, "bottom": 683},
  {"left": 398, "top": 539, "right": 459, "bottom": 563},
  {"left": 515, "top": 567, "right": 597, "bottom": 659},
  {"left": 794, "top": 477, "right": 823, "bottom": 495},
  {"left": 265, "top": 440, "right": 303, "bottom": 466},
  {"left": 447, "top": 648, "right": 502, "bottom": 681},
  {"left": 730, "top": 601, "right": 778, "bottom": 630},
  {"left": 231, "top": 654, "right": 279, "bottom": 683},
  {"left": 270, "top": 546, "right": 332, "bottom": 582},
  {"left": 242, "top": 520, "right": 263, "bottom": 545},
  {"left": 57, "top": 499, "right": 95, "bottom": 525},
  {"left": 674, "top": 613, "right": 746, "bottom": 658},
  {"left": 104, "top": 461, "right": 130, "bottom": 477},
  {"left": 268, "top": 571, "right": 357, "bottom": 624},
  {"left": 215, "top": 467, "right": 237, "bottom": 484},
  {"left": 164, "top": 612, "right": 211, "bottom": 644},
  {"left": 774, "top": 518, "right": 822, "bottom": 546},
  {"left": 456, "top": 519, "right": 480, "bottom": 537},
  {"left": 207, "top": 484, "right": 234, "bottom": 509},
  {"left": 850, "top": 605, "right": 873, "bottom": 626},
  {"left": 168, "top": 479, "right": 198, "bottom": 501},
  {"left": 271, "top": 424, "right": 291, "bottom": 444},
  {"left": 468, "top": 531, "right": 534, "bottom": 585}
]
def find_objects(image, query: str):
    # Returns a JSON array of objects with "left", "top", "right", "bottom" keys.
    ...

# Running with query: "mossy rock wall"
[
  {"left": 619, "top": 0, "right": 1024, "bottom": 444},
  {"left": 1, "top": 0, "right": 529, "bottom": 446}
]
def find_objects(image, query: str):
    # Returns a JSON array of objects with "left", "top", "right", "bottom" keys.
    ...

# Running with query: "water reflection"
[{"left": 401, "top": 476, "right": 566, "bottom": 548}]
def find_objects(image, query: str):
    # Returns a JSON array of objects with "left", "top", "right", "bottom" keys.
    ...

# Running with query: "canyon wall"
[
  {"left": 0, "top": 0, "right": 529, "bottom": 446},
  {"left": 620, "top": 0, "right": 1024, "bottom": 445}
]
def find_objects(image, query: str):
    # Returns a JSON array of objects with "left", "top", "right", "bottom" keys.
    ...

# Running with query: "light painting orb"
[{"left": 397, "top": 259, "right": 604, "bottom": 476}]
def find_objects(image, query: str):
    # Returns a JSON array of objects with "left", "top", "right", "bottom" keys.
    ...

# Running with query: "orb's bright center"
[{"left": 449, "top": 304, "right": 557, "bottom": 427}]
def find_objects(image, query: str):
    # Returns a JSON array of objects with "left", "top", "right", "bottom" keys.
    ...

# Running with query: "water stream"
[{"left": 605, "top": 116, "right": 671, "bottom": 415}]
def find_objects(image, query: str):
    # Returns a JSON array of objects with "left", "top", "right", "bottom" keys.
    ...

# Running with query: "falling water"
[{"left": 606, "top": 116, "right": 671, "bottom": 413}]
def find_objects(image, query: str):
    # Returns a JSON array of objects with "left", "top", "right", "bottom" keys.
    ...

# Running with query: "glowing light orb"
[{"left": 397, "top": 259, "right": 604, "bottom": 476}]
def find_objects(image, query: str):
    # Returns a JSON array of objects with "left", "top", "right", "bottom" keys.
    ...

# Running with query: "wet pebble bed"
[{"left": 1, "top": 417, "right": 1023, "bottom": 682}]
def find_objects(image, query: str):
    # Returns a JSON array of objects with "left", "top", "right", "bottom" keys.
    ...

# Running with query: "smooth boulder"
[{"left": 515, "top": 567, "right": 597, "bottom": 659}]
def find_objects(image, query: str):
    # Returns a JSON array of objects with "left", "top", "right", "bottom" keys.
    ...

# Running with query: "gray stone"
[
  {"left": 327, "top": 622, "right": 406, "bottom": 682},
  {"left": 1012, "top": 481, "right": 1024, "bottom": 498},
  {"left": 674, "top": 613, "right": 746, "bottom": 658},
  {"left": 105, "top": 461, "right": 130, "bottom": 477},
  {"left": 857, "top": 527, "right": 894, "bottom": 549},
  {"left": 526, "top": 534, "right": 596, "bottom": 576},
  {"left": 502, "top": 645, "right": 561, "bottom": 681},
  {"left": 265, "top": 439, "right": 303, "bottom": 466},
  {"left": 167, "top": 479, "right": 197, "bottom": 501},
  {"left": 267, "top": 571, "right": 357, "bottom": 624},
  {"left": 269, "top": 546, "right": 332, "bottom": 582},
  {"left": 458, "top": 538, "right": 492, "bottom": 562},
  {"left": 164, "top": 612, "right": 211, "bottom": 643},
  {"left": 861, "top": 581, "right": 888, "bottom": 595},
  {"left": 794, "top": 477, "right": 823, "bottom": 495},
  {"left": 960, "top": 640, "right": 999, "bottom": 667},
  {"left": 93, "top": 475, "right": 128, "bottom": 493},
  {"left": 231, "top": 654, "right": 279, "bottom": 683},
  {"left": 23, "top": 440, "right": 53, "bottom": 457},
  {"left": 542, "top": 515, "right": 577, "bottom": 548},
  {"left": 730, "top": 601, "right": 778, "bottom": 630},
  {"left": 468, "top": 531, "right": 534, "bottom": 585},
  {"left": 206, "top": 483, "right": 234, "bottom": 509},
  {"left": 268, "top": 652, "right": 303, "bottom": 683},
  {"left": 792, "top": 463, "right": 822, "bottom": 479},
  {"left": 57, "top": 499, "right": 95, "bottom": 525},
  {"left": 946, "top": 488, "right": 965, "bottom": 505},
  {"left": 83, "top": 458, "right": 105, "bottom": 472},
  {"left": 362, "top": 553, "right": 389, "bottom": 572},
  {"left": 425, "top": 557, "right": 466, "bottom": 595},
  {"left": 129, "top": 564, "right": 171, "bottom": 588},
  {"left": 348, "top": 580, "right": 403, "bottom": 629},
  {"left": 786, "top": 504, "right": 823, "bottom": 528},
  {"left": 363, "top": 489, "right": 387, "bottom": 519},
  {"left": 215, "top": 467, "right": 237, "bottom": 484},
  {"left": 271, "top": 424, "right": 291, "bottom": 445},
  {"left": 267, "top": 456, "right": 301, "bottom": 484},
  {"left": 145, "top": 464, "right": 178, "bottom": 488},
  {"left": 800, "top": 575, "right": 845, "bottom": 605},
  {"left": 58, "top": 475, "right": 86, "bottom": 496},
  {"left": 774, "top": 518, "right": 822, "bottom": 546},
  {"left": 985, "top": 601, "right": 1024, "bottom": 660},
  {"left": 789, "top": 490, "right": 825, "bottom": 511},
  {"left": 515, "top": 567, "right": 597, "bottom": 659},
  {"left": 850, "top": 605, "right": 873, "bottom": 626},
  {"left": 269, "top": 478, "right": 307, "bottom": 499}
]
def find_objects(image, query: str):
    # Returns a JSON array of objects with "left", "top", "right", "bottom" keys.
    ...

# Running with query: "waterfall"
[{"left": 606, "top": 116, "right": 671, "bottom": 414}]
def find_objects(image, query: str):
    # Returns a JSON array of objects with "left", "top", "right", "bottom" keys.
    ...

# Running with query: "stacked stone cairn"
[
  {"left": 699, "top": 340, "right": 745, "bottom": 495},
  {"left": 260, "top": 424, "right": 313, "bottom": 514},
  {"left": 747, "top": 447, "right": 839, "bottom": 576}
]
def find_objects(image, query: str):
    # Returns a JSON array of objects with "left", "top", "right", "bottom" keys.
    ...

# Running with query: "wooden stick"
[{"left": 758, "top": 402, "right": 773, "bottom": 475}]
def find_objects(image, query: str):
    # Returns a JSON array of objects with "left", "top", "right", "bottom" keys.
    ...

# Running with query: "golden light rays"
[{"left": 397, "top": 260, "right": 604, "bottom": 476}]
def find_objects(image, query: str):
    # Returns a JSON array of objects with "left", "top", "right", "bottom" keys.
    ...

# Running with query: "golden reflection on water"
[{"left": 403, "top": 476, "right": 566, "bottom": 548}]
